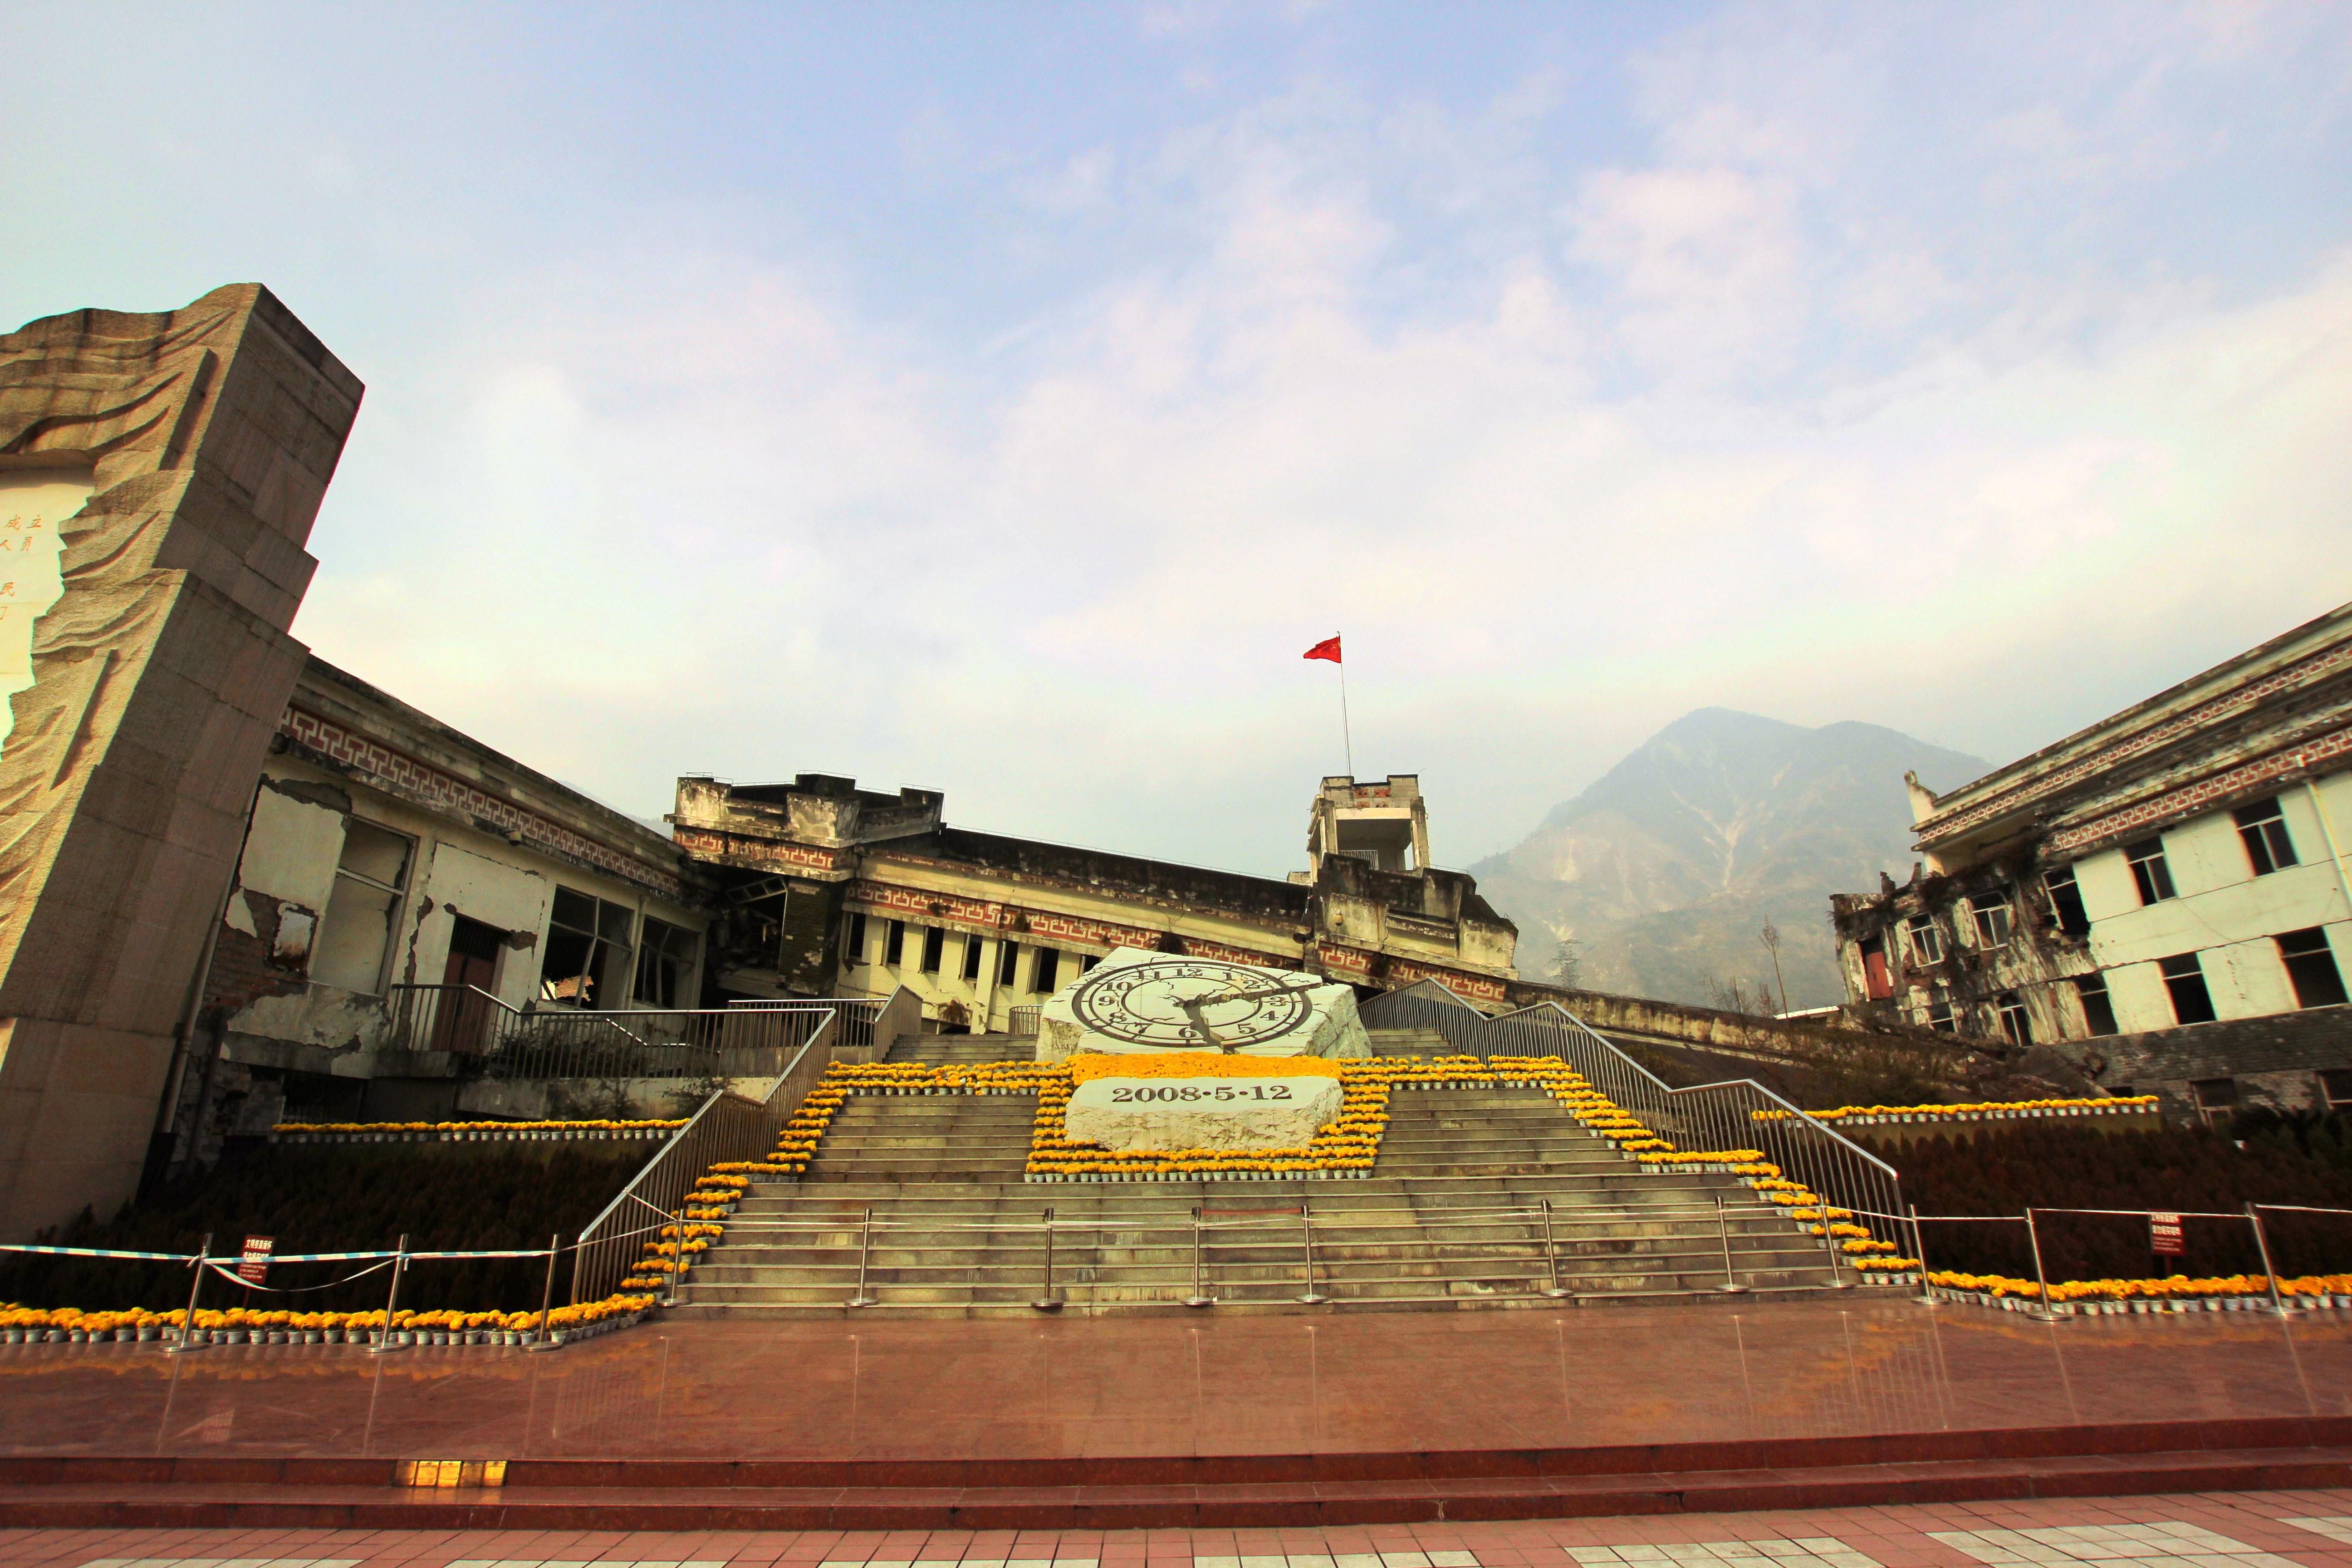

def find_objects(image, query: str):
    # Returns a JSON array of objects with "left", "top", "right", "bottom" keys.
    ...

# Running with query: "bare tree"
[
  {"left": 1705, "top": 975, "right": 1778, "bottom": 1017},
  {"left": 1759, "top": 918, "right": 1788, "bottom": 1016}
]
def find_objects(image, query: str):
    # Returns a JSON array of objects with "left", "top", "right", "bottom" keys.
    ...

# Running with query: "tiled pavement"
[{"left": 4, "top": 1490, "right": 2351, "bottom": 1568}]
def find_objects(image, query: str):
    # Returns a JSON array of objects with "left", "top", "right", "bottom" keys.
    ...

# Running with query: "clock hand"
[
  {"left": 1192, "top": 975, "right": 1323, "bottom": 1006},
  {"left": 1175, "top": 995, "right": 1236, "bottom": 1053}
]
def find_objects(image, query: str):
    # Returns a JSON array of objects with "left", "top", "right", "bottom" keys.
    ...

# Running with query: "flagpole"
[{"left": 1336, "top": 632, "right": 1353, "bottom": 780}]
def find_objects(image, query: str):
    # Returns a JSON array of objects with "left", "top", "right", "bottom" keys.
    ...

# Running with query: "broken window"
[
  {"left": 1996, "top": 991, "right": 2032, "bottom": 1046},
  {"left": 633, "top": 916, "right": 699, "bottom": 1008},
  {"left": 2159, "top": 952, "right": 2216, "bottom": 1025},
  {"left": 885, "top": 920, "right": 906, "bottom": 966},
  {"left": 1034, "top": 947, "right": 1060, "bottom": 994},
  {"left": 2234, "top": 798, "right": 2298, "bottom": 877},
  {"left": 1925, "top": 999, "right": 1955, "bottom": 1032},
  {"left": 2074, "top": 974, "right": 2119, "bottom": 1038},
  {"left": 2126, "top": 838, "right": 2176, "bottom": 905},
  {"left": 1904, "top": 915, "right": 1943, "bottom": 965},
  {"left": 961, "top": 934, "right": 984, "bottom": 981},
  {"left": 2191, "top": 1077, "right": 2238, "bottom": 1126},
  {"left": 309, "top": 819, "right": 414, "bottom": 995},
  {"left": 2321, "top": 1068, "right": 2352, "bottom": 1113},
  {"left": 920, "top": 926, "right": 945, "bottom": 974},
  {"left": 843, "top": 913, "right": 867, "bottom": 967},
  {"left": 997, "top": 938, "right": 1020, "bottom": 985},
  {"left": 1971, "top": 890, "right": 2014, "bottom": 949},
  {"left": 2043, "top": 866, "right": 2092, "bottom": 937},
  {"left": 2278, "top": 927, "right": 2348, "bottom": 1009},
  {"left": 539, "top": 888, "right": 637, "bottom": 1009}
]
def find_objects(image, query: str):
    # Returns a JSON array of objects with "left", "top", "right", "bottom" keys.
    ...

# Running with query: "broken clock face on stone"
[{"left": 1065, "top": 957, "right": 1324, "bottom": 1052}]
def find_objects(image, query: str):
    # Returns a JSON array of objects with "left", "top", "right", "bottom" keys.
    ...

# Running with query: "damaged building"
[
  {"left": 671, "top": 771, "right": 1521, "bottom": 1028},
  {"left": 162, "top": 656, "right": 712, "bottom": 1168},
  {"left": 1831, "top": 600, "right": 2352, "bottom": 1122}
]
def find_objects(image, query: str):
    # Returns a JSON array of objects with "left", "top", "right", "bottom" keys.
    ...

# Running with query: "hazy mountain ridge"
[{"left": 1469, "top": 709, "right": 1987, "bottom": 1009}]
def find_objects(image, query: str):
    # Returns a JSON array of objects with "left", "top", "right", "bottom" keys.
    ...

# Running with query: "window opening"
[
  {"left": 1034, "top": 947, "right": 1060, "bottom": 994},
  {"left": 2159, "top": 952, "right": 2216, "bottom": 1025},
  {"left": 2321, "top": 1068, "right": 2352, "bottom": 1113},
  {"left": 884, "top": 920, "right": 906, "bottom": 966},
  {"left": 920, "top": 926, "right": 945, "bottom": 974},
  {"left": 2126, "top": 838, "right": 2176, "bottom": 905},
  {"left": 634, "top": 916, "right": 699, "bottom": 1008},
  {"left": 1972, "top": 889, "right": 2014, "bottom": 949},
  {"left": 998, "top": 938, "right": 1020, "bottom": 985},
  {"left": 2074, "top": 974, "right": 2119, "bottom": 1037},
  {"left": 962, "top": 935, "right": 984, "bottom": 981},
  {"left": 2043, "top": 866, "right": 2091, "bottom": 937},
  {"left": 310, "top": 819, "right": 415, "bottom": 995},
  {"left": 2190, "top": 1077, "right": 2238, "bottom": 1127},
  {"left": 2233, "top": 798, "right": 2298, "bottom": 877},
  {"left": 843, "top": 913, "right": 867, "bottom": 967},
  {"left": 1905, "top": 915, "right": 1943, "bottom": 965},
  {"left": 538, "top": 888, "right": 638, "bottom": 1009},
  {"left": 1925, "top": 999, "right": 1955, "bottom": 1032},
  {"left": 1996, "top": 991, "right": 2032, "bottom": 1046},
  {"left": 2278, "top": 927, "right": 2348, "bottom": 1009}
]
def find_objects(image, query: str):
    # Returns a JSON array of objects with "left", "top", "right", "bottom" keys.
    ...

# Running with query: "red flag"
[{"left": 1303, "top": 636, "right": 1342, "bottom": 663}]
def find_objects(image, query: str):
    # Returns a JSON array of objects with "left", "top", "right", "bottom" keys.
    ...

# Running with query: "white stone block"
[
  {"left": 1037, "top": 946, "right": 1370, "bottom": 1062},
  {"left": 1065, "top": 1074, "right": 1343, "bottom": 1152}
]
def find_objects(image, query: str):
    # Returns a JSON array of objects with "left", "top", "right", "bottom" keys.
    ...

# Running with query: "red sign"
[
  {"left": 236, "top": 1235, "right": 274, "bottom": 1285},
  {"left": 2149, "top": 1212, "right": 2185, "bottom": 1257}
]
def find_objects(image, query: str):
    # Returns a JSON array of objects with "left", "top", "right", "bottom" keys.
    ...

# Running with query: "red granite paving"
[{"left": 1, "top": 1301, "right": 2345, "bottom": 1463}]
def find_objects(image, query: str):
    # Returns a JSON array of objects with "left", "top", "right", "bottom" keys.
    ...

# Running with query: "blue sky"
[{"left": 7, "top": 0, "right": 2350, "bottom": 876}]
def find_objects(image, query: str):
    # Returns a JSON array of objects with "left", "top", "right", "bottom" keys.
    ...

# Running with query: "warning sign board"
[
  {"left": 236, "top": 1235, "right": 274, "bottom": 1285},
  {"left": 2149, "top": 1212, "right": 2185, "bottom": 1257}
]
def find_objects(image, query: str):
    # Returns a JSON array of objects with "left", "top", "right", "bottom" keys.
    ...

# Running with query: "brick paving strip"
[{"left": 4, "top": 1489, "right": 2351, "bottom": 1568}]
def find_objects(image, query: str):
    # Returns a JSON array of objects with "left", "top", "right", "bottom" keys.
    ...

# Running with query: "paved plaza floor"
[
  {"left": 1, "top": 1300, "right": 2345, "bottom": 1462},
  {"left": 2, "top": 1487, "right": 2349, "bottom": 1568}
]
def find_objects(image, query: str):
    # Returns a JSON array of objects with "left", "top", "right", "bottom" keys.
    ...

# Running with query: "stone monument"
[{"left": 0, "top": 286, "right": 361, "bottom": 1238}]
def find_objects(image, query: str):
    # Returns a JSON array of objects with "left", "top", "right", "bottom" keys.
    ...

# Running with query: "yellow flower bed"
[
  {"left": 0, "top": 1294, "right": 655, "bottom": 1342},
  {"left": 1928, "top": 1270, "right": 2352, "bottom": 1305},
  {"left": 1026, "top": 1057, "right": 1396, "bottom": 1180},
  {"left": 274, "top": 1118, "right": 686, "bottom": 1135},
  {"left": 1067, "top": 1051, "right": 1343, "bottom": 1082}
]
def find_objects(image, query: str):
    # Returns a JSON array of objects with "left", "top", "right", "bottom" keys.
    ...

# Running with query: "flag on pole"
[{"left": 1303, "top": 635, "right": 1342, "bottom": 663}]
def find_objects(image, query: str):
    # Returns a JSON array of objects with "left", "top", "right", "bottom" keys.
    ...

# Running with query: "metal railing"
[
  {"left": 385, "top": 985, "right": 879, "bottom": 1082},
  {"left": 1358, "top": 980, "right": 1906, "bottom": 1243},
  {"left": 1007, "top": 1005, "right": 1040, "bottom": 1038},
  {"left": 567, "top": 1011, "right": 840, "bottom": 1306}
]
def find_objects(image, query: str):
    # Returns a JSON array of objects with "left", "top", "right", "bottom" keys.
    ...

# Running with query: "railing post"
[
  {"left": 1185, "top": 1207, "right": 1214, "bottom": 1308},
  {"left": 525, "top": 1233, "right": 564, "bottom": 1352},
  {"left": 370, "top": 1234, "right": 410, "bottom": 1352},
  {"left": 848, "top": 1207, "right": 878, "bottom": 1308},
  {"left": 166, "top": 1233, "right": 213, "bottom": 1354},
  {"left": 1818, "top": 1204, "right": 1852, "bottom": 1290},
  {"left": 2023, "top": 1208, "right": 2058, "bottom": 1322},
  {"left": 2246, "top": 1203, "right": 2289, "bottom": 1316},
  {"left": 1031, "top": 1207, "right": 1062, "bottom": 1311},
  {"left": 1541, "top": 1199, "right": 1570, "bottom": 1298},
  {"left": 1296, "top": 1200, "right": 1328, "bottom": 1305},
  {"left": 662, "top": 1197, "right": 688, "bottom": 1308},
  {"left": 1715, "top": 1194, "right": 1749, "bottom": 1294},
  {"left": 1909, "top": 1202, "right": 1937, "bottom": 1306}
]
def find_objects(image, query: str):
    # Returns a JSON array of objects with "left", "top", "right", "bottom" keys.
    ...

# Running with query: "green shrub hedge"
[
  {"left": 1866, "top": 1111, "right": 2352, "bottom": 1282},
  {"left": 0, "top": 1143, "right": 650, "bottom": 1313}
]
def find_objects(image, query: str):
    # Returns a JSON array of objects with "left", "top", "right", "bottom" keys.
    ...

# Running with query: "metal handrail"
[{"left": 1359, "top": 980, "right": 1905, "bottom": 1236}]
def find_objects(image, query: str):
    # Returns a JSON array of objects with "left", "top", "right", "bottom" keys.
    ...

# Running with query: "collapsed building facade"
[
  {"left": 671, "top": 771, "right": 1522, "bottom": 1028},
  {"left": 1831, "top": 601, "right": 2352, "bottom": 1122}
]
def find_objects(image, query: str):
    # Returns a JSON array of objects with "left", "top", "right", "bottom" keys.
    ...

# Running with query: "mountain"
[{"left": 1467, "top": 709, "right": 1989, "bottom": 1010}]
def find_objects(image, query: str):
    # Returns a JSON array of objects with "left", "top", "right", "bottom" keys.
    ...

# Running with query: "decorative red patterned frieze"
[
  {"left": 673, "top": 826, "right": 847, "bottom": 877},
  {"left": 841, "top": 881, "right": 1304, "bottom": 968},
  {"left": 1920, "top": 640, "right": 2352, "bottom": 846},
  {"left": 282, "top": 709, "right": 684, "bottom": 899},
  {"left": 1383, "top": 956, "right": 1511, "bottom": 1004},
  {"left": 2047, "top": 722, "right": 2352, "bottom": 855},
  {"left": 1316, "top": 943, "right": 1375, "bottom": 974},
  {"left": 1181, "top": 937, "right": 1302, "bottom": 968}
]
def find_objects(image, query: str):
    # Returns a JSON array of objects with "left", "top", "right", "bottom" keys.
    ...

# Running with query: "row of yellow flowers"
[
  {"left": 1027, "top": 1053, "right": 1395, "bottom": 1179},
  {"left": 1927, "top": 1270, "right": 2352, "bottom": 1304},
  {"left": 272, "top": 1118, "right": 687, "bottom": 1134},
  {"left": 0, "top": 1294, "right": 654, "bottom": 1343},
  {"left": 1754, "top": 1095, "right": 2160, "bottom": 1124}
]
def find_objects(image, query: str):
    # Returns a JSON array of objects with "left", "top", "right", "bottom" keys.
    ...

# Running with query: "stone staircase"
[
  {"left": 672, "top": 1076, "right": 1850, "bottom": 1318},
  {"left": 882, "top": 1032, "right": 1031, "bottom": 1064}
]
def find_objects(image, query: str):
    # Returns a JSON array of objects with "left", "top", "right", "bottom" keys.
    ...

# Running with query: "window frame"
[
  {"left": 538, "top": 887, "right": 640, "bottom": 1010},
  {"left": 2158, "top": 951, "right": 2217, "bottom": 1026},
  {"left": 920, "top": 926, "right": 945, "bottom": 974},
  {"left": 843, "top": 912, "right": 868, "bottom": 968},
  {"left": 2126, "top": 837, "right": 2177, "bottom": 905},
  {"left": 2073, "top": 973, "right": 2119, "bottom": 1037},
  {"left": 632, "top": 915, "right": 700, "bottom": 1009},
  {"left": 998, "top": 938, "right": 1020, "bottom": 985},
  {"left": 1033, "top": 946, "right": 1060, "bottom": 994},
  {"left": 884, "top": 919, "right": 906, "bottom": 967},
  {"left": 310, "top": 817, "right": 416, "bottom": 997},
  {"left": 2320, "top": 1068, "right": 2352, "bottom": 1114},
  {"left": 2233, "top": 798, "right": 2298, "bottom": 877},
  {"left": 2043, "top": 865, "right": 2092, "bottom": 937},
  {"left": 1971, "top": 889, "right": 2015, "bottom": 949},
  {"left": 962, "top": 934, "right": 984, "bottom": 982},
  {"left": 2190, "top": 1076, "right": 2238, "bottom": 1127},
  {"left": 1995, "top": 991, "right": 2032, "bottom": 1046},
  {"left": 1904, "top": 914, "right": 1943, "bottom": 966},
  {"left": 2277, "top": 926, "right": 2348, "bottom": 1009}
]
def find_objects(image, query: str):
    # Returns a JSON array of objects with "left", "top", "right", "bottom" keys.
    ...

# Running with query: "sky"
[{"left": 6, "top": 0, "right": 2350, "bottom": 878}]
